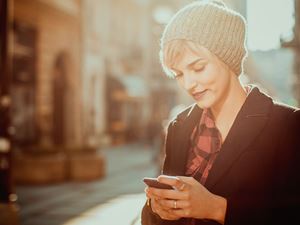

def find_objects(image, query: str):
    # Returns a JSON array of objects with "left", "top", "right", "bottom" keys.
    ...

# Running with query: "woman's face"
[{"left": 169, "top": 44, "right": 234, "bottom": 110}]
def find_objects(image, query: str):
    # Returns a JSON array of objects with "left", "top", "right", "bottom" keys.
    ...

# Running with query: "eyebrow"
[{"left": 171, "top": 58, "right": 207, "bottom": 73}]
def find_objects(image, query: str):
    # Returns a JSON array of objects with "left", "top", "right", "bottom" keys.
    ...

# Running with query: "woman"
[{"left": 142, "top": 1, "right": 300, "bottom": 225}]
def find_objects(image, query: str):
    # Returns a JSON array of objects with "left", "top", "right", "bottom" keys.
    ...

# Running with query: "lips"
[{"left": 192, "top": 90, "right": 207, "bottom": 101}]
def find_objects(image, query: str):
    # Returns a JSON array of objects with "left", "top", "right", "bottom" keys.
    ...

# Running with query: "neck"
[{"left": 211, "top": 76, "right": 247, "bottom": 139}]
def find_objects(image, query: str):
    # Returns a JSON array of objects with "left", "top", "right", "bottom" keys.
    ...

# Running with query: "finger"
[
  {"left": 176, "top": 176, "right": 195, "bottom": 185},
  {"left": 148, "top": 187, "right": 187, "bottom": 200},
  {"left": 158, "top": 199, "right": 189, "bottom": 210},
  {"left": 146, "top": 192, "right": 151, "bottom": 199},
  {"left": 158, "top": 208, "right": 181, "bottom": 220},
  {"left": 145, "top": 187, "right": 152, "bottom": 199},
  {"left": 157, "top": 175, "right": 181, "bottom": 187},
  {"left": 155, "top": 198, "right": 173, "bottom": 211},
  {"left": 152, "top": 198, "right": 171, "bottom": 215},
  {"left": 146, "top": 187, "right": 163, "bottom": 200},
  {"left": 160, "top": 212, "right": 180, "bottom": 220},
  {"left": 144, "top": 187, "right": 149, "bottom": 195},
  {"left": 150, "top": 198, "right": 161, "bottom": 213},
  {"left": 146, "top": 188, "right": 162, "bottom": 200},
  {"left": 158, "top": 175, "right": 189, "bottom": 191},
  {"left": 169, "top": 208, "right": 190, "bottom": 218}
]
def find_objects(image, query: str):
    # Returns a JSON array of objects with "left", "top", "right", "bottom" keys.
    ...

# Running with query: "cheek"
[
  {"left": 202, "top": 73, "right": 219, "bottom": 90},
  {"left": 207, "top": 74, "right": 227, "bottom": 97},
  {"left": 201, "top": 66, "right": 219, "bottom": 85},
  {"left": 176, "top": 79, "right": 185, "bottom": 89}
]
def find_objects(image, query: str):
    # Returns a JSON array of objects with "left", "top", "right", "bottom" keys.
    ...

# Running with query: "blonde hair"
[{"left": 160, "top": 40, "right": 208, "bottom": 78}]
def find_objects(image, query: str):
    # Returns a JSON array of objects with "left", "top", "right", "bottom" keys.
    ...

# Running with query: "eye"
[{"left": 194, "top": 66, "right": 205, "bottom": 72}]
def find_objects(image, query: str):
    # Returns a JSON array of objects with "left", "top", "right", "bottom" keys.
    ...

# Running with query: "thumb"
[
  {"left": 157, "top": 175, "right": 180, "bottom": 186},
  {"left": 177, "top": 176, "right": 195, "bottom": 185}
]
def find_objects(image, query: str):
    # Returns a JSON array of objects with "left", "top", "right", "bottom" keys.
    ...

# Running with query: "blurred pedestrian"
[{"left": 142, "top": 1, "right": 300, "bottom": 225}]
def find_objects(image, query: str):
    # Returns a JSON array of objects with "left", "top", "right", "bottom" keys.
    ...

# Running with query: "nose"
[{"left": 182, "top": 73, "right": 197, "bottom": 91}]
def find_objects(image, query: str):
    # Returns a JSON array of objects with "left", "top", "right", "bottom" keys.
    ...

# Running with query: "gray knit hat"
[{"left": 161, "top": 0, "right": 248, "bottom": 76}]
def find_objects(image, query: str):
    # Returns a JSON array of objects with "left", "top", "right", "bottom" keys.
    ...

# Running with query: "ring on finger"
[{"left": 173, "top": 200, "right": 177, "bottom": 209}]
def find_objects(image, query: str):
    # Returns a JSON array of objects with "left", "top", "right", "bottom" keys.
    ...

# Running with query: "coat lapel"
[
  {"left": 205, "top": 87, "right": 273, "bottom": 190},
  {"left": 171, "top": 104, "right": 202, "bottom": 175}
]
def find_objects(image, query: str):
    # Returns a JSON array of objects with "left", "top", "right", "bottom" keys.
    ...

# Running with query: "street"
[{"left": 16, "top": 143, "right": 159, "bottom": 225}]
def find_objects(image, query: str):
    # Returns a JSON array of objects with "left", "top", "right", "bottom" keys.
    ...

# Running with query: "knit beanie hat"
[{"left": 161, "top": 0, "right": 248, "bottom": 76}]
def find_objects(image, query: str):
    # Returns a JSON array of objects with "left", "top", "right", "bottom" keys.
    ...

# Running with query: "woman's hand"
[
  {"left": 145, "top": 175, "right": 183, "bottom": 220},
  {"left": 145, "top": 175, "right": 227, "bottom": 223},
  {"left": 146, "top": 196, "right": 181, "bottom": 220}
]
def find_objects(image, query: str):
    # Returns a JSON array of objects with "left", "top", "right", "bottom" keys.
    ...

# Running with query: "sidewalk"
[{"left": 16, "top": 143, "right": 158, "bottom": 225}]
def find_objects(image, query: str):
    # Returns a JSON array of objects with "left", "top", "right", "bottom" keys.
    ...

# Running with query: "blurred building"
[
  {"left": 293, "top": 0, "right": 300, "bottom": 105},
  {"left": 9, "top": 0, "right": 106, "bottom": 185},
  {"left": 12, "top": 0, "right": 82, "bottom": 148},
  {"left": 246, "top": 50, "right": 296, "bottom": 105},
  {"left": 1, "top": 1, "right": 20, "bottom": 224},
  {"left": 10, "top": 0, "right": 155, "bottom": 147},
  {"left": 282, "top": 0, "right": 300, "bottom": 106},
  {"left": 294, "top": 0, "right": 300, "bottom": 105},
  {"left": 245, "top": 0, "right": 298, "bottom": 106},
  {"left": 77, "top": 0, "right": 145, "bottom": 144}
]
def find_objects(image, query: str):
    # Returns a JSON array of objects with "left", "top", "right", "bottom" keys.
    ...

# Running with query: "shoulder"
[
  {"left": 273, "top": 100, "right": 299, "bottom": 113},
  {"left": 270, "top": 101, "right": 300, "bottom": 139},
  {"left": 175, "top": 104, "right": 196, "bottom": 120},
  {"left": 271, "top": 100, "right": 299, "bottom": 122},
  {"left": 168, "top": 104, "right": 202, "bottom": 126},
  {"left": 248, "top": 85, "right": 298, "bottom": 117},
  {"left": 254, "top": 86, "right": 299, "bottom": 117}
]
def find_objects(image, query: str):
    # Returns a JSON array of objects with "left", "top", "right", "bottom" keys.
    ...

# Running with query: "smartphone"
[{"left": 143, "top": 177, "right": 174, "bottom": 190}]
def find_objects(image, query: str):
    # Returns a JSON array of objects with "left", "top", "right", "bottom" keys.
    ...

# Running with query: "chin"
[
  {"left": 196, "top": 100, "right": 214, "bottom": 109},
  {"left": 195, "top": 93, "right": 216, "bottom": 109}
]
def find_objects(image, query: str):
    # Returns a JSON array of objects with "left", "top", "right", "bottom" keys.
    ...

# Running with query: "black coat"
[{"left": 142, "top": 87, "right": 300, "bottom": 225}]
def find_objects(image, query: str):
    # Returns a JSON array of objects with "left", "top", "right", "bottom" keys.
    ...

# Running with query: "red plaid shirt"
[
  {"left": 185, "top": 108, "right": 222, "bottom": 225},
  {"left": 186, "top": 108, "right": 222, "bottom": 185}
]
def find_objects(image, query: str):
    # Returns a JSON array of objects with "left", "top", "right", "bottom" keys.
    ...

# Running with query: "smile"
[{"left": 192, "top": 90, "right": 207, "bottom": 101}]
